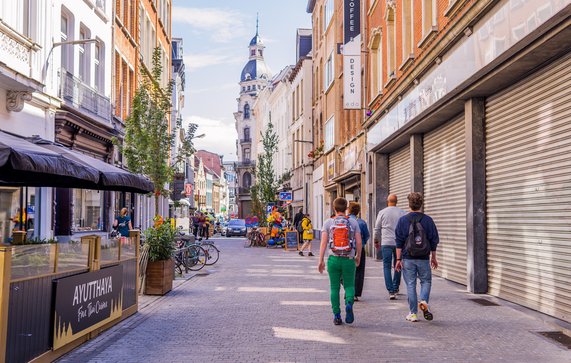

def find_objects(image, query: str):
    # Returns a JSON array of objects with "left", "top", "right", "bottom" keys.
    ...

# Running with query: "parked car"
[{"left": 225, "top": 219, "right": 247, "bottom": 237}]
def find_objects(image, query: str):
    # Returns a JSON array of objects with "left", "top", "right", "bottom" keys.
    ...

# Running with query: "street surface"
[{"left": 59, "top": 237, "right": 570, "bottom": 362}]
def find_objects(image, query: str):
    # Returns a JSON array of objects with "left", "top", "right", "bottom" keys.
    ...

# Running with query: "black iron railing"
[{"left": 59, "top": 69, "right": 111, "bottom": 123}]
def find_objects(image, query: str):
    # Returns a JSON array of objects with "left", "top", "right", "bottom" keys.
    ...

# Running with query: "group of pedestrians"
[
  {"left": 191, "top": 212, "right": 211, "bottom": 240},
  {"left": 317, "top": 192, "right": 439, "bottom": 326}
]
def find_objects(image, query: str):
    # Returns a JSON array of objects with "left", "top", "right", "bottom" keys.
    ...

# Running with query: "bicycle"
[
  {"left": 245, "top": 227, "right": 266, "bottom": 248},
  {"left": 175, "top": 228, "right": 219, "bottom": 266},
  {"left": 173, "top": 240, "right": 207, "bottom": 272}
]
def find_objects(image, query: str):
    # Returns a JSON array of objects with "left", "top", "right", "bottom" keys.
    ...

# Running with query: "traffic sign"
[{"left": 278, "top": 192, "right": 292, "bottom": 201}]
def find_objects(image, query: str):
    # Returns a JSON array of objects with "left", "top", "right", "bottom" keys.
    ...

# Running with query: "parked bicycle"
[
  {"left": 245, "top": 226, "right": 266, "bottom": 248},
  {"left": 175, "top": 227, "right": 220, "bottom": 266}
]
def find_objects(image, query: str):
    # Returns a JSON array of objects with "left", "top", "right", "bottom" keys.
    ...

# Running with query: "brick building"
[{"left": 364, "top": 0, "right": 571, "bottom": 324}]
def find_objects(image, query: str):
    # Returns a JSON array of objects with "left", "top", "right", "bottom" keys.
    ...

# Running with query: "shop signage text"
[
  {"left": 343, "top": 0, "right": 361, "bottom": 109},
  {"left": 53, "top": 265, "right": 123, "bottom": 350}
]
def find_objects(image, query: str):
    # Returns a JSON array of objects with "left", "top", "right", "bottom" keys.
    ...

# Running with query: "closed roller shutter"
[
  {"left": 424, "top": 117, "right": 467, "bottom": 284},
  {"left": 486, "top": 54, "right": 571, "bottom": 322},
  {"left": 389, "top": 146, "right": 410, "bottom": 210}
]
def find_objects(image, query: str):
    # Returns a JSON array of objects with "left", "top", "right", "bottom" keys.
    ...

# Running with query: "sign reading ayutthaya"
[{"left": 53, "top": 265, "right": 123, "bottom": 350}]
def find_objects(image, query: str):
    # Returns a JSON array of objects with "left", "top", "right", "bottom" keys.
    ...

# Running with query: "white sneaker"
[{"left": 405, "top": 312, "right": 419, "bottom": 322}]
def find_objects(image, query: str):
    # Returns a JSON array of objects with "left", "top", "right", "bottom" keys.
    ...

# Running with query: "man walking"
[
  {"left": 293, "top": 207, "right": 304, "bottom": 244},
  {"left": 348, "top": 202, "right": 369, "bottom": 301},
  {"left": 374, "top": 194, "right": 406, "bottom": 300},
  {"left": 318, "top": 197, "right": 362, "bottom": 325},
  {"left": 395, "top": 192, "right": 439, "bottom": 322}
]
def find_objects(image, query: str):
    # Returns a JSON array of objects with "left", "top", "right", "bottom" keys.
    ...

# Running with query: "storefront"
[
  {"left": 485, "top": 53, "right": 571, "bottom": 323},
  {"left": 366, "top": 0, "right": 571, "bottom": 323}
]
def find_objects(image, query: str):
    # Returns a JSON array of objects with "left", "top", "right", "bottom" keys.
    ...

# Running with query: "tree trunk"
[{"left": 154, "top": 191, "right": 160, "bottom": 217}]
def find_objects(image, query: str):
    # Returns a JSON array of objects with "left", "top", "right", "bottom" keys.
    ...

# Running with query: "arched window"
[
  {"left": 243, "top": 127, "right": 250, "bottom": 141},
  {"left": 369, "top": 28, "right": 382, "bottom": 96},
  {"left": 244, "top": 103, "right": 250, "bottom": 119},
  {"left": 243, "top": 172, "right": 252, "bottom": 188},
  {"left": 243, "top": 148, "right": 251, "bottom": 161},
  {"left": 402, "top": 0, "right": 414, "bottom": 61}
]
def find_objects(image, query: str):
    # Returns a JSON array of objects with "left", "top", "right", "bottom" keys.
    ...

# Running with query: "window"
[
  {"left": 243, "top": 127, "right": 250, "bottom": 141},
  {"left": 0, "top": 187, "right": 39, "bottom": 241},
  {"left": 79, "top": 27, "right": 90, "bottom": 83},
  {"left": 422, "top": 0, "right": 437, "bottom": 36},
  {"left": 243, "top": 148, "right": 251, "bottom": 161},
  {"left": 243, "top": 172, "right": 252, "bottom": 188},
  {"left": 369, "top": 31, "right": 382, "bottom": 96},
  {"left": 60, "top": 12, "right": 71, "bottom": 71},
  {"left": 73, "top": 189, "right": 104, "bottom": 231},
  {"left": 324, "top": 116, "right": 334, "bottom": 151},
  {"left": 244, "top": 103, "right": 250, "bottom": 119},
  {"left": 94, "top": 42, "right": 102, "bottom": 91},
  {"left": 402, "top": 0, "right": 414, "bottom": 60},
  {"left": 250, "top": 49, "right": 255, "bottom": 57},
  {"left": 324, "top": 0, "right": 334, "bottom": 32},
  {"left": 386, "top": 8, "right": 396, "bottom": 77},
  {"left": 324, "top": 52, "right": 334, "bottom": 89}
]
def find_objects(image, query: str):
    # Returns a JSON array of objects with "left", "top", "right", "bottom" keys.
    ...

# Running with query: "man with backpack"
[
  {"left": 293, "top": 207, "right": 304, "bottom": 245},
  {"left": 395, "top": 192, "right": 439, "bottom": 322},
  {"left": 318, "top": 197, "right": 362, "bottom": 325}
]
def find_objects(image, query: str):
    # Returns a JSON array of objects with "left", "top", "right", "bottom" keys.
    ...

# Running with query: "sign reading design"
[
  {"left": 53, "top": 265, "right": 123, "bottom": 350},
  {"left": 343, "top": 0, "right": 361, "bottom": 109}
]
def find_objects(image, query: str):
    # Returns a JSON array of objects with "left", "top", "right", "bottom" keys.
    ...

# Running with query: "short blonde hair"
[{"left": 120, "top": 207, "right": 128, "bottom": 217}]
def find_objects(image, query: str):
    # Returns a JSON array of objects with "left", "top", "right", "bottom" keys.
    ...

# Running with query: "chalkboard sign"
[{"left": 285, "top": 231, "right": 299, "bottom": 251}]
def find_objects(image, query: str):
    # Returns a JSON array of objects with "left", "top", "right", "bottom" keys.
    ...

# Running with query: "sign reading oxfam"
[
  {"left": 53, "top": 265, "right": 123, "bottom": 350},
  {"left": 343, "top": 0, "right": 361, "bottom": 109}
]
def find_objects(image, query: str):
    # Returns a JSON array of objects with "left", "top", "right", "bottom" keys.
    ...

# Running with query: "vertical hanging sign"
[{"left": 343, "top": 0, "right": 361, "bottom": 109}]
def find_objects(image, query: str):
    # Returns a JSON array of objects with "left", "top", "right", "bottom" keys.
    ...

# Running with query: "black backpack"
[{"left": 405, "top": 214, "right": 431, "bottom": 258}]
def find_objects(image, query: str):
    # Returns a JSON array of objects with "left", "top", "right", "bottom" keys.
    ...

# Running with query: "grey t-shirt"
[
  {"left": 322, "top": 216, "right": 361, "bottom": 258},
  {"left": 374, "top": 206, "right": 406, "bottom": 246}
]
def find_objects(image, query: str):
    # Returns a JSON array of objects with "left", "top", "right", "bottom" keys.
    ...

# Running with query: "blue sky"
[{"left": 172, "top": 0, "right": 312, "bottom": 161}]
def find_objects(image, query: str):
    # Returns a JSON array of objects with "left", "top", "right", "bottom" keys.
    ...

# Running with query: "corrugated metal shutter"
[
  {"left": 486, "top": 54, "right": 571, "bottom": 322},
  {"left": 424, "top": 117, "right": 467, "bottom": 284},
  {"left": 388, "top": 145, "right": 410, "bottom": 210}
]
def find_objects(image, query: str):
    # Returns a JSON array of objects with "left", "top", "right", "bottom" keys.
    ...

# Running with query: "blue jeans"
[
  {"left": 402, "top": 259, "right": 432, "bottom": 314},
  {"left": 381, "top": 246, "right": 401, "bottom": 293}
]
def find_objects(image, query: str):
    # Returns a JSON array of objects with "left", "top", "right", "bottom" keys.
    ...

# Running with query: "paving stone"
[{"left": 57, "top": 238, "right": 571, "bottom": 363}]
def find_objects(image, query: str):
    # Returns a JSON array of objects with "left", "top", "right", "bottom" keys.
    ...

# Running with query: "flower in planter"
[{"left": 144, "top": 223, "right": 176, "bottom": 262}]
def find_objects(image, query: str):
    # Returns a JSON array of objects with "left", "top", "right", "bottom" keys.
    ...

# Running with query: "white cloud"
[
  {"left": 172, "top": 7, "right": 249, "bottom": 43},
  {"left": 186, "top": 115, "right": 237, "bottom": 161},
  {"left": 184, "top": 53, "right": 241, "bottom": 71}
]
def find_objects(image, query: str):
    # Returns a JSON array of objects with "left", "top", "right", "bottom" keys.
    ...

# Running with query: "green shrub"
[{"left": 144, "top": 223, "right": 176, "bottom": 262}]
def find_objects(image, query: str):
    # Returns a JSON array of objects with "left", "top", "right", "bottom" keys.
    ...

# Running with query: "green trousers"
[{"left": 327, "top": 255, "right": 356, "bottom": 315}]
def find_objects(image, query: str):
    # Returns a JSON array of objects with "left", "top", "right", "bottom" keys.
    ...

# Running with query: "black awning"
[
  {"left": 0, "top": 130, "right": 100, "bottom": 188},
  {"left": 31, "top": 138, "right": 154, "bottom": 194}
]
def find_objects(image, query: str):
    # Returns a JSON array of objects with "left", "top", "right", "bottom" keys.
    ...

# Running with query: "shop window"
[
  {"left": 0, "top": 187, "right": 39, "bottom": 242},
  {"left": 73, "top": 189, "right": 104, "bottom": 232}
]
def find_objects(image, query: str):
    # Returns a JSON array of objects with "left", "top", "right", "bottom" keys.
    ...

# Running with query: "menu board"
[{"left": 284, "top": 231, "right": 299, "bottom": 251}]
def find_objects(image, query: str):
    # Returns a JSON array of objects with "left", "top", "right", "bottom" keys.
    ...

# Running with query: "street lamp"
[{"left": 43, "top": 38, "right": 100, "bottom": 81}]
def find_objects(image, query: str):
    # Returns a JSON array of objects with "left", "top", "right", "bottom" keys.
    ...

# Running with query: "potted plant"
[{"left": 144, "top": 216, "right": 176, "bottom": 295}]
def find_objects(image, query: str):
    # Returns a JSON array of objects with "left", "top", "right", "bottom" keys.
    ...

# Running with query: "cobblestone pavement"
[{"left": 58, "top": 238, "right": 571, "bottom": 363}]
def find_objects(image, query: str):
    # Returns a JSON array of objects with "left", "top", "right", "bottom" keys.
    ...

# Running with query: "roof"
[
  {"left": 196, "top": 150, "right": 223, "bottom": 178},
  {"left": 250, "top": 34, "right": 263, "bottom": 46},
  {"left": 241, "top": 59, "right": 272, "bottom": 82},
  {"left": 307, "top": 0, "right": 316, "bottom": 13},
  {"left": 296, "top": 29, "right": 312, "bottom": 61}
]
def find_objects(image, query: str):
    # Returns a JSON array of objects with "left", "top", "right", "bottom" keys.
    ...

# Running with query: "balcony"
[
  {"left": 240, "top": 137, "right": 252, "bottom": 144},
  {"left": 59, "top": 69, "right": 111, "bottom": 124},
  {"left": 238, "top": 187, "right": 251, "bottom": 195}
]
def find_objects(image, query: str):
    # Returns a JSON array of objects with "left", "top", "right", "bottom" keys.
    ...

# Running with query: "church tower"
[{"left": 234, "top": 15, "right": 272, "bottom": 218}]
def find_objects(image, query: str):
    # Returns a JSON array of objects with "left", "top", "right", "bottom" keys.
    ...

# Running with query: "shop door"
[
  {"left": 486, "top": 54, "right": 571, "bottom": 322},
  {"left": 424, "top": 117, "right": 466, "bottom": 285},
  {"left": 388, "top": 146, "right": 411, "bottom": 210}
]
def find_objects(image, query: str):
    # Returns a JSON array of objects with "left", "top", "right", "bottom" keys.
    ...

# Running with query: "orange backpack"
[{"left": 328, "top": 216, "right": 355, "bottom": 255}]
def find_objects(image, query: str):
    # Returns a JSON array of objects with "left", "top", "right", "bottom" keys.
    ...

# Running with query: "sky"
[{"left": 172, "top": 0, "right": 312, "bottom": 162}]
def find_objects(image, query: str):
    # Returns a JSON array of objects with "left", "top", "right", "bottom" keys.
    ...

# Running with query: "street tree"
[{"left": 119, "top": 47, "right": 197, "bottom": 215}]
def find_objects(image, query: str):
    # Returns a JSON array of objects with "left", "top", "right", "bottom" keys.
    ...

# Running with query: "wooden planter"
[{"left": 145, "top": 258, "right": 174, "bottom": 295}]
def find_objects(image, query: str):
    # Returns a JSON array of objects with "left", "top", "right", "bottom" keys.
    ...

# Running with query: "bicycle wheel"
[
  {"left": 186, "top": 245, "right": 207, "bottom": 271},
  {"left": 201, "top": 243, "right": 220, "bottom": 265},
  {"left": 244, "top": 236, "right": 253, "bottom": 248}
]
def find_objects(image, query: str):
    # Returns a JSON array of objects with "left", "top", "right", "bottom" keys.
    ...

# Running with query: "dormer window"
[{"left": 250, "top": 49, "right": 255, "bottom": 56}]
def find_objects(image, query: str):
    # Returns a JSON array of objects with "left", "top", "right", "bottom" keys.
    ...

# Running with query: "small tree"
[
  {"left": 119, "top": 48, "right": 197, "bottom": 215},
  {"left": 251, "top": 122, "right": 292, "bottom": 221}
]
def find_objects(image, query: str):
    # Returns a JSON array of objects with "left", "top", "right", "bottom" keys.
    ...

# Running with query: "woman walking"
[{"left": 299, "top": 214, "right": 314, "bottom": 256}]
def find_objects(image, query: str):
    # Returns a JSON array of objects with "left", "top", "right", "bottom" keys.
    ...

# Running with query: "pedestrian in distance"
[
  {"left": 192, "top": 213, "right": 200, "bottom": 238},
  {"left": 293, "top": 207, "right": 304, "bottom": 243},
  {"left": 318, "top": 197, "right": 362, "bottom": 326},
  {"left": 299, "top": 213, "right": 314, "bottom": 257},
  {"left": 348, "top": 202, "right": 370, "bottom": 302},
  {"left": 395, "top": 192, "right": 439, "bottom": 322},
  {"left": 113, "top": 208, "right": 133, "bottom": 237},
  {"left": 374, "top": 194, "right": 406, "bottom": 300}
]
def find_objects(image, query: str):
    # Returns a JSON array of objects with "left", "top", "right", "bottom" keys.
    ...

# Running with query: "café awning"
[
  {"left": 31, "top": 138, "right": 154, "bottom": 194},
  {"left": 0, "top": 130, "right": 100, "bottom": 188},
  {"left": 0, "top": 131, "right": 153, "bottom": 193}
]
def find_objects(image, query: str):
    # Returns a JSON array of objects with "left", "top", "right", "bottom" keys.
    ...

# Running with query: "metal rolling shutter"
[
  {"left": 424, "top": 117, "right": 467, "bottom": 284},
  {"left": 486, "top": 55, "right": 571, "bottom": 322},
  {"left": 388, "top": 146, "right": 411, "bottom": 210}
]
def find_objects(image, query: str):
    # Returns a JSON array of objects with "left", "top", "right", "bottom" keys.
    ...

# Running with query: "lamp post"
[{"left": 43, "top": 38, "right": 100, "bottom": 82}]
